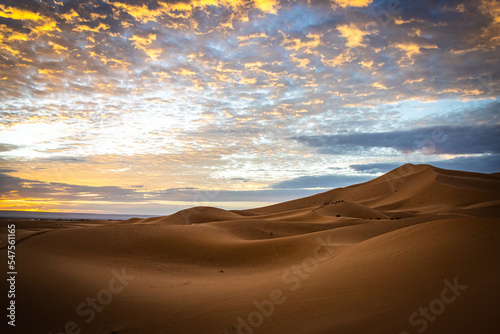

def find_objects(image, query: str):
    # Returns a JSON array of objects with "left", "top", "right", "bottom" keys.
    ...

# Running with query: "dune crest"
[{"left": 138, "top": 206, "right": 244, "bottom": 225}]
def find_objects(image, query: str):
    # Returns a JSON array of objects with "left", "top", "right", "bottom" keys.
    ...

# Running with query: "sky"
[{"left": 0, "top": 0, "right": 499, "bottom": 215}]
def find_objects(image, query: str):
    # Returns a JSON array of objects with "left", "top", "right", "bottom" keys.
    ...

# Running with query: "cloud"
[
  {"left": 391, "top": 42, "right": 438, "bottom": 66},
  {"left": 294, "top": 125, "right": 500, "bottom": 155},
  {"left": 350, "top": 155, "right": 500, "bottom": 174},
  {"left": 431, "top": 155, "right": 500, "bottom": 174},
  {"left": 0, "top": 171, "right": 325, "bottom": 211},
  {"left": 0, "top": 172, "right": 140, "bottom": 202},
  {"left": 151, "top": 188, "right": 322, "bottom": 202},
  {"left": 0, "top": 144, "right": 19, "bottom": 152},
  {"left": 37, "top": 156, "right": 90, "bottom": 164},
  {"left": 129, "top": 33, "right": 161, "bottom": 60},
  {"left": 371, "top": 82, "right": 388, "bottom": 90},
  {"left": 331, "top": 0, "right": 373, "bottom": 8},
  {"left": 350, "top": 163, "right": 401, "bottom": 174},
  {"left": 0, "top": 0, "right": 499, "bottom": 214},
  {"left": 0, "top": 3, "right": 44, "bottom": 21},
  {"left": 253, "top": 0, "right": 280, "bottom": 14},
  {"left": 270, "top": 174, "right": 373, "bottom": 189},
  {"left": 337, "top": 23, "right": 369, "bottom": 48}
]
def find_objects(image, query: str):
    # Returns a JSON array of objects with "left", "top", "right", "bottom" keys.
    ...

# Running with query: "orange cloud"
[
  {"left": 253, "top": 0, "right": 280, "bottom": 14},
  {"left": 173, "top": 68, "right": 197, "bottom": 77},
  {"left": 238, "top": 32, "right": 268, "bottom": 41},
  {"left": 404, "top": 77, "right": 425, "bottom": 84},
  {"left": 479, "top": 0, "right": 500, "bottom": 43},
  {"left": 49, "top": 41, "right": 68, "bottom": 54},
  {"left": 392, "top": 42, "right": 438, "bottom": 65},
  {"left": 321, "top": 50, "right": 354, "bottom": 67},
  {"left": 337, "top": 24, "right": 369, "bottom": 48},
  {"left": 61, "top": 9, "right": 79, "bottom": 22},
  {"left": 108, "top": 0, "right": 277, "bottom": 30},
  {"left": 240, "top": 77, "right": 257, "bottom": 85},
  {"left": 0, "top": 4, "right": 44, "bottom": 21},
  {"left": 359, "top": 60, "right": 374, "bottom": 68},
  {"left": 282, "top": 32, "right": 322, "bottom": 53},
  {"left": 110, "top": 2, "right": 161, "bottom": 22},
  {"left": 371, "top": 82, "right": 388, "bottom": 90},
  {"left": 74, "top": 22, "right": 110, "bottom": 33},
  {"left": 130, "top": 34, "right": 162, "bottom": 61},
  {"left": 244, "top": 61, "right": 264, "bottom": 69},
  {"left": 32, "top": 19, "right": 60, "bottom": 34},
  {"left": 0, "top": 44, "right": 20, "bottom": 57},
  {"left": 0, "top": 198, "right": 67, "bottom": 212},
  {"left": 331, "top": 0, "right": 373, "bottom": 8},
  {"left": 38, "top": 69, "right": 64, "bottom": 76},
  {"left": 393, "top": 43, "right": 421, "bottom": 58},
  {"left": 290, "top": 53, "right": 311, "bottom": 68},
  {"left": 0, "top": 25, "right": 28, "bottom": 57},
  {"left": 0, "top": 26, "right": 29, "bottom": 42},
  {"left": 0, "top": 4, "right": 60, "bottom": 36}
]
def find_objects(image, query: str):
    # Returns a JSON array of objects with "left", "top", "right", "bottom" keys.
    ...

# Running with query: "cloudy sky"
[{"left": 0, "top": 0, "right": 499, "bottom": 215}]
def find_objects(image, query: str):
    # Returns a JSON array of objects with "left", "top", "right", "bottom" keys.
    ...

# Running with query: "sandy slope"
[{"left": 1, "top": 164, "right": 500, "bottom": 334}]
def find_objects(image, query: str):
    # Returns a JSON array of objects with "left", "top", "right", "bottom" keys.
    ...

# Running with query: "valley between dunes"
[{"left": 2, "top": 164, "right": 500, "bottom": 334}]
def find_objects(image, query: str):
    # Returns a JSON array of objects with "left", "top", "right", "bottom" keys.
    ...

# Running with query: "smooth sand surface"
[{"left": 1, "top": 164, "right": 500, "bottom": 333}]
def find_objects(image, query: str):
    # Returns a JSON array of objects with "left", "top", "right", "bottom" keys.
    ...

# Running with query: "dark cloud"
[
  {"left": 270, "top": 174, "right": 373, "bottom": 190},
  {"left": 152, "top": 188, "right": 323, "bottom": 203},
  {"left": 350, "top": 163, "right": 401, "bottom": 174},
  {"left": 0, "top": 144, "right": 19, "bottom": 152},
  {"left": 231, "top": 178, "right": 248, "bottom": 182},
  {"left": 294, "top": 125, "right": 500, "bottom": 155},
  {"left": 37, "top": 156, "right": 90, "bottom": 163},
  {"left": 432, "top": 155, "right": 500, "bottom": 174},
  {"left": 0, "top": 173, "right": 27, "bottom": 193},
  {"left": 156, "top": 187, "right": 200, "bottom": 193},
  {"left": 0, "top": 172, "right": 322, "bottom": 203},
  {"left": 0, "top": 168, "right": 16, "bottom": 173},
  {"left": 350, "top": 155, "right": 500, "bottom": 174},
  {"left": 0, "top": 173, "right": 140, "bottom": 201}
]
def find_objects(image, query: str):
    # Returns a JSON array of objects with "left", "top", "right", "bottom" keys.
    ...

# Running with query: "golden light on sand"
[{"left": 2, "top": 164, "right": 499, "bottom": 333}]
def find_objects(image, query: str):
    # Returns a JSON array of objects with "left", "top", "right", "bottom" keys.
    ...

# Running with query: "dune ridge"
[{"left": 2, "top": 164, "right": 500, "bottom": 334}]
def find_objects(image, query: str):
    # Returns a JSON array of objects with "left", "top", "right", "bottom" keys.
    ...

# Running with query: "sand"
[{"left": 1, "top": 164, "right": 500, "bottom": 334}]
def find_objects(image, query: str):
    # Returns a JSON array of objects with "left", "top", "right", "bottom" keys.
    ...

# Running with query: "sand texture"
[{"left": 2, "top": 164, "right": 500, "bottom": 334}]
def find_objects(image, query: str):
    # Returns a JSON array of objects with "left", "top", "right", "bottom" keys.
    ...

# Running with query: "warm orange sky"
[{"left": 0, "top": 0, "right": 499, "bottom": 215}]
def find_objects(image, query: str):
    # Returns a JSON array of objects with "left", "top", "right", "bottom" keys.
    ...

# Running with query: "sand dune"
[
  {"left": 313, "top": 200, "right": 390, "bottom": 219},
  {"left": 2, "top": 164, "right": 500, "bottom": 333}
]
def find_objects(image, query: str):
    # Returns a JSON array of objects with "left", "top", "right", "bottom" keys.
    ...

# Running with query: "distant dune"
[{"left": 2, "top": 164, "right": 500, "bottom": 334}]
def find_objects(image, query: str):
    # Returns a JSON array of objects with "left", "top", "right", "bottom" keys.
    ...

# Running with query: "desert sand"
[{"left": 2, "top": 164, "right": 500, "bottom": 334}]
